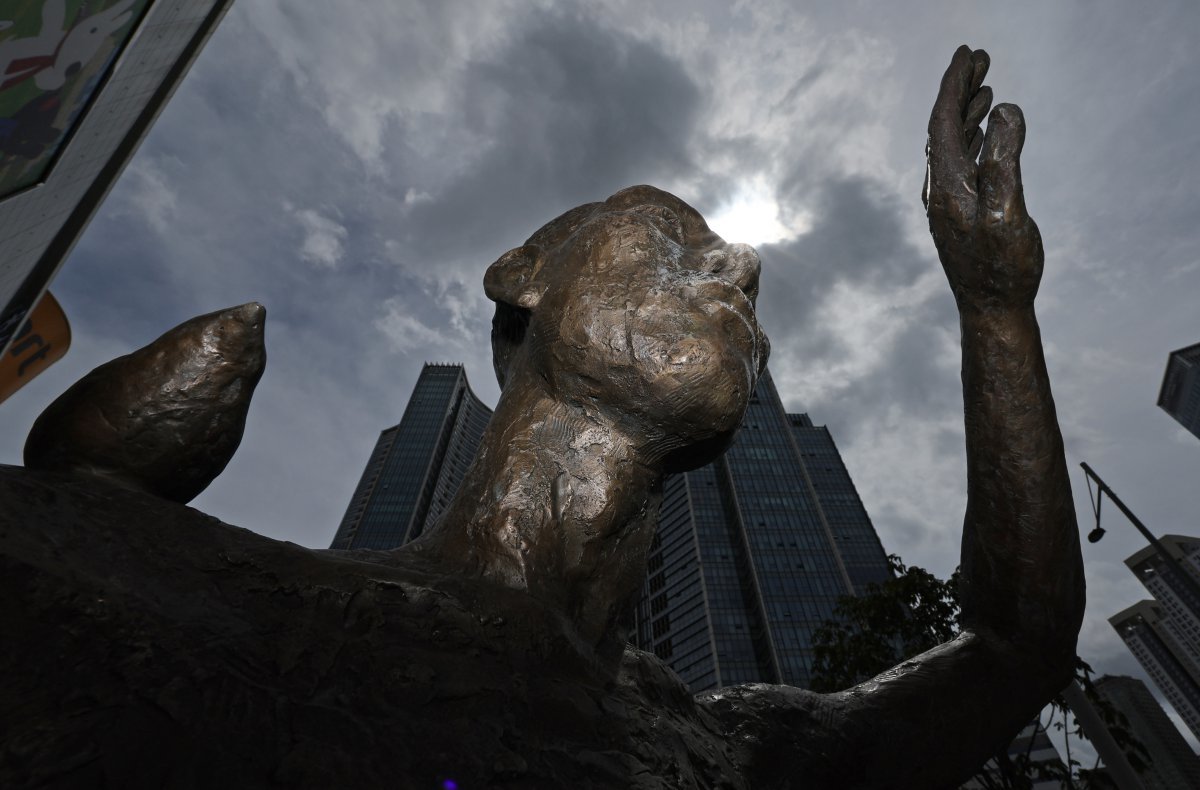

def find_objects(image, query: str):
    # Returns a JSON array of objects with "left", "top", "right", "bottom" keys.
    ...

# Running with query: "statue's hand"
[{"left": 924, "top": 46, "right": 1043, "bottom": 312}]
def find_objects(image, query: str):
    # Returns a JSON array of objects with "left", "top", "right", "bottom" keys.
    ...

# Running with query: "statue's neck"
[{"left": 411, "top": 389, "right": 662, "bottom": 651}]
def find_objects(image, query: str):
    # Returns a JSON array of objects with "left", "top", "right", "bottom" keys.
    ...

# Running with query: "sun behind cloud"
[{"left": 707, "top": 180, "right": 808, "bottom": 247}]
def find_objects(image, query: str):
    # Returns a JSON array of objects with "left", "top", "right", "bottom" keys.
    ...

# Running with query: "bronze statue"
[
  {"left": 23, "top": 302, "right": 266, "bottom": 503},
  {"left": 413, "top": 184, "right": 769, "bottom": 656},
  {"left": 0, "top": 47, "right": 1082, "bottom": 788}
]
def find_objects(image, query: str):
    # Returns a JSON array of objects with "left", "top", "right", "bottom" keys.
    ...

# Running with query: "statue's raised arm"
[
  {"left": 925, "top": 46, "right": 1084, "bottom": 668},
  {"left": 703, "top": 46, "right": 1085, "bottom": 789}
]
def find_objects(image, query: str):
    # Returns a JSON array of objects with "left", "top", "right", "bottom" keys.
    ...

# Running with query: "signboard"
[
  {"left": 0, "top": 289, "right": 69, "bottom": 403},
  {"left": 0, "top": 0, "right": 235, "bottom": 367},
  {"left": 1, "top": 1, "right": 152, "bottom": 200}
]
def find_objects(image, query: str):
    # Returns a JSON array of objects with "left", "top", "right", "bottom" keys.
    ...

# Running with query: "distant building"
[
  {"left": 1092, "top": 674, "right": 1200, "bottom": 790},
  {"left": 631, "top": 368, "right": 891, "bottom": 692},
  {"left": 1126, "top": 536, "right": 1200, "bottom": 674},
  {"left": 1111, "top": 600, "right": 1200, "bottom": 742},
  {"left": 1158, "top": 342, "right": 1200, "bottom": 441},
  {"left": 959, "top": 720, "right": 1067, "bottom": 790},
  {"left": 1110, "top": 536, "right": 1200, "bottom": 743},
  {"left": 329, "top": 363, "right": 492, "bottom": 550},
  {"left": 0, "top": 0, "right": 237, "bottom": 358}
]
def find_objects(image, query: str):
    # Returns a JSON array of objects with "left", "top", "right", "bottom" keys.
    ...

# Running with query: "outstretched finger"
[
  {"left": 964, "top": 86, "right": 993, "bottom": 140},
  {"left": 968, "top": 49, "right": 990, "bottom": 95},
  {"left": 927, "top": 46, "right": 988, "bottom": 212},
  {"left": 963, "top": 84, "right": 993, "bottom": 165},
  {"left": 978, "top": 103, "right": 1029, "bottom": 221},
  {"left": 928, "top": 45, "right": 975, "bottom": 165},
  {"left": 967, "top": 129, "right": 984, "bottom": 161}
]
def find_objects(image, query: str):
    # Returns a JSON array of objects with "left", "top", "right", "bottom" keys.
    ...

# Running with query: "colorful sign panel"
[
  {"left": 0, "top": 0, "right": 150, "bottom": 200},
  {"left": 0, "top": 289, "right": 70, "bottom": 403}
]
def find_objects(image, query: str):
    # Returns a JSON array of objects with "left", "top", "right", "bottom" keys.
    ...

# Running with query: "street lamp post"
[{"left": 1080, "top": 462, "right": 1200, "bottom": 606}]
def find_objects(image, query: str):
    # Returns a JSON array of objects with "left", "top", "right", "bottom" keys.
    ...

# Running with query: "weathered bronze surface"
[
  {"left": 23, "top": 303, "right": 266, "bottom": 503},
  {"left": 1, "top": 48, "right": 1083, "bottom": 789},
  {"left": 414, "top": 183, "right": 770, "bottom": 656}
]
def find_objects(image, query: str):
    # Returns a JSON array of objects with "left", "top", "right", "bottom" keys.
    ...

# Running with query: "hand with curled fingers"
[{"left": 924, "top": 45, "right": 1044, "bottom": 313}]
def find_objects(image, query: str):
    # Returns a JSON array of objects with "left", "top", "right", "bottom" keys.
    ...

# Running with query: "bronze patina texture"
[
  {"left": 0, "top": 48, "right": 1083, "bottom": 789},
  {"left": 413, "top": 183, "right": 770, "bottom": 656},
  {"left": 23, "top": 303, "right": 266, "bottom": 503}
]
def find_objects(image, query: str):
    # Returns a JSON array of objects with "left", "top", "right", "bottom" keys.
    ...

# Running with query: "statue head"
[{"left": 484, "top": 185, "right": 769, "bottom": 471}]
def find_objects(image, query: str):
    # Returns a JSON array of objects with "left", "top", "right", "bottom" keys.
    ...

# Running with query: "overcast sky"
[{"left": 3, "top": 0, "right": 1200, "bottom": 761}]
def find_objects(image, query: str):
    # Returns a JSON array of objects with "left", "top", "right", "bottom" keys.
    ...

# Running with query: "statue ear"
[{"left": 484, "top": 245, "right": 547, "bottom": 310}]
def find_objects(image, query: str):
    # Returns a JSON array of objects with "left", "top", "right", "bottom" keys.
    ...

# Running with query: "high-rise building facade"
[
  {"left": 788, "top": 412, "right": 892, "bottom": 593},
  {"left": 332, "top": 364, "right": 891, "bottom": 694},
  {"left": 632, "top": 368, "right": 891, "bottom": 692},
  {"left": 1092, "top": 674, "right": 1200, "bottom": 790},
  {"left": 1110, "top": 536, "right": 1200, "bottom": 742},
  {"left": 1158, "top": 342, "right": 1200, "bottom": 441},
  {"left": 1126, "top": 536, "right": 1200, "bottom": 673},
  {"left": 330, "top": 363, "right": 492, "bottom": 550},
  {"left": 1, "top": 0, "right": 237, "bottom": 358},
  {"left": 1111, "top": 600, "right": 1200, "bottom": 743},
  {"left": 1109, "top": 534, "right": 1200, "bottom": 746}
]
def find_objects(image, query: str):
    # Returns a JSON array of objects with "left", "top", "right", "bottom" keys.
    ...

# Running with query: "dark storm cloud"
[
  {"left": 755, "top": 174, "right": 959, "bottom": 427},
  {"left": 767, "top": 174, "right": 929, "bottom": 293},
  {"left": 399, "top": 8, "right": 702, "bottom": 264},
  {"left": 55, "top": 13, "right": 381, "bottom": 332},
  {"left": 817, "top": 317, "right": 961, "bottom": 438}
]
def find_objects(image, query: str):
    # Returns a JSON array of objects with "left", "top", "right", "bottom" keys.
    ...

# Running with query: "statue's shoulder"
[
  {"left": 696, "top": 682, "right": 850, "bottom": 787},
  {"left": 0, "top": 465, "right": 744, "bottom": 786}
]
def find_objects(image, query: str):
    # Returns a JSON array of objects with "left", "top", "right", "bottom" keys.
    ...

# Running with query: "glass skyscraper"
[
  {"left": 632, "top": 368, "right": 891, "bottom": 692},
  {"left": 329, "top": 363, "right": 492, "bottom": 550},
  {"left": 333, "top": 363, "right": 891, "bottom": 694},
  {"left": 1, "top": 0, "right": 238, "bottom": 358}
]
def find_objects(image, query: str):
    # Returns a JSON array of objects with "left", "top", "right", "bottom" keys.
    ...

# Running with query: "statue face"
[{"left": 514, "top": 187, "right": 770, "bottom": 469}]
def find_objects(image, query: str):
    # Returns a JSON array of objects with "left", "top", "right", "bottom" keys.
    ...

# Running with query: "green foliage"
[
  {"left": 809, "top": 555, "right": 1149, "bottom": 788},
  {"left": 810, "top": 555, "right": 959, "bottom": 693}
]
